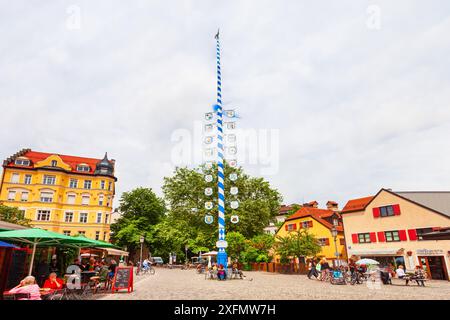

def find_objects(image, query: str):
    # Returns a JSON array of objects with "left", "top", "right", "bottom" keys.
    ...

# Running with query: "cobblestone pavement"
[{"left": 101, "top": 268, "right": 450, "bottom": 300}]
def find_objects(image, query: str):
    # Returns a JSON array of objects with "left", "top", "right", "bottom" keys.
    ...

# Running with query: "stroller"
[{"left": 330, "top": 268, "right": 346, "bottom": 285}]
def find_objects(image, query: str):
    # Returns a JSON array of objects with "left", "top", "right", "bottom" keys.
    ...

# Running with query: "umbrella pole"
[{"left": 28, "top": 242, "right": 37, "bottom": 276}]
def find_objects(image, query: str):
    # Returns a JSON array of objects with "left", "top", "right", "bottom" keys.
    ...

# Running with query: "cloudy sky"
[{"left": 1, "top": 1, "right": 450, "bottom": 209}]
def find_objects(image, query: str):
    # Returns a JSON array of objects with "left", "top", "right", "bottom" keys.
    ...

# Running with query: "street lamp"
[
  {"left": 331, "top": 226, "right": 339, "bottom": 267},
  {"left": 139, "top": 235, "right": 145, "bottom": 269}
]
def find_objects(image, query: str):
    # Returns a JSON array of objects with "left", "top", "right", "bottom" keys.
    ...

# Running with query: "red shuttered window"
[
  {"left": 393, "top": 204, "right": 401, "bottom": 215},
  {"left": 369, "top": 232, "right": 377, "bottom": 243},
  {"left": 351, "top": 234, "right": 358, "bottom": 243},
  {"left": 372, "top": 207, "right": 380, "bottom": 218},
  {"left": 399, "top": 230, "right": 407, "bottom": 241},
  {"left": 407, "top": 229, "right": 417, "bottom": 241},
  {"left": 377, "top": 232, "right": 386, "bottom": 242}
]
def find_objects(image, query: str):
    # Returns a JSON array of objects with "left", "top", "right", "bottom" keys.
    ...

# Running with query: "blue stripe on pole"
[
  {"left": 218, "top": 162, "right": 224, "bottom": 168},
  {"left": 218, "top": 206, "right": 225, "bottom": 214},
  {"left": 218, "top": 182, "right": 224, "bottom": 190},
  {"left": 219, "top": 193, "right": 225, "bottom": 201},
  {"left": 218, "top": 217, "right": 225, "bottom": 225}
]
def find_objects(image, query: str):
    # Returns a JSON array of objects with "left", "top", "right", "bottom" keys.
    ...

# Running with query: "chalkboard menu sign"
[{"left": 111, "top": 266, "right": 133, "bottom": 293}]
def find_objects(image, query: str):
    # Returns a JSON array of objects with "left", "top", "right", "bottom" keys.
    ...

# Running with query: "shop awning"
[
  {"left": 350, "top": 248, "right": 403, "bottom": 256},
  {"left": 101, "top": 248, "right": 129, "bottom": 257}
]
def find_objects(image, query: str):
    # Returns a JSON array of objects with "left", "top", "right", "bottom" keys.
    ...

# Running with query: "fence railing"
[{"left": 248, "top": 262, "right": 308, "bottom": 274}]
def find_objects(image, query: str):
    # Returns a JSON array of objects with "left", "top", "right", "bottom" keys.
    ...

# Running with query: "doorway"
[{"left": 418, "top": 256, "right": 448, "bottom": 280}]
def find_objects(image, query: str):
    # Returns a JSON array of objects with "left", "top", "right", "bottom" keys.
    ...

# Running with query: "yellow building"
[
  {"left": 0, "top": 149, "right": 117, "bottom": 241},
  {"left": 275, "top": 203, "right": 347, "bottom": 264}
]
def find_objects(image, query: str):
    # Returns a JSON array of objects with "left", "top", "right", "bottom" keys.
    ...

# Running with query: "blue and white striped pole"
[{"left": 215, "top": 30, "right": 228, "bottom": 269}]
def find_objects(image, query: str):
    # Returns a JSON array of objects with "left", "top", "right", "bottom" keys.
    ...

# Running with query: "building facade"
[
  {"left": 0, "top": 149, "right": 117, "bottom": 241},
  {"left": 275, "top": 204, "right": 347, "bottom": 264},
  {"left": 264, "top": 204, "right": 294, "bottom": 235},
  {"left": 341, "top": 189, "right": 450, "bottom": 280}
]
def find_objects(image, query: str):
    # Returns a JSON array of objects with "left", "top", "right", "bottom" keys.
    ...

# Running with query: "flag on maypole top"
[{"left": 215, "top": 29, "right": 220, "bottom": 40}]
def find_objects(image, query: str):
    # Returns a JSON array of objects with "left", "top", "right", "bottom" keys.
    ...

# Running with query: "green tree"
[
  {"left": 162, "top": 163, "right": 282, "bottom": 243},
  {"left": 110, "top": 188, "right": 166, "bottom": 256},
  {"left": 0, "top": 205, "right": 31, "bottom": 226},
  {"left": 275, "top": 229, "right": 321, "bottom": 272},
  {"left": 226, "top": 231, "right": 247, "bottom": 261}
]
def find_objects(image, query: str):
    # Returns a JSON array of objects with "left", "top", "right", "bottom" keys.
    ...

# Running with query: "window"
[
  {"left": 339, "top": 238, "right": 346, "bottom": 246},
  {"left": 77, "top": 165, "right": 90, "bottom": 172},
  {"left": 64, "top": 212, "right": 74, "bottom": 223},
  {"left": 287, "top": 224, "right": 296, "bottom": 231},
  {"left": 67, "top": 194, "right": 76, "bottom": 205},
  {"left": 103, "top": 232, "right": 107, "bottom": 241},
  {"left": 7, "top": 191, "right": 16, "bottom": 201},
  {"left": 51, "top": 160, "right": 57, "bottom": 167},
  {"left": 78, "top": 231, "right": 86, "bottom": 236},
  {"left": 11, "top": 173, "right": 20, "bottom": 183},
  {"left": 21, "top": 192, "right": 29, "bottom": 202},
  {"left": 318, "top": 238, "right": 330, "bottom": 246},
  {"left": 358, "top": 233, "right": 371, "bottom": 243},
  {"left": 301, "top": 221, "right": 313, "bottom": 228},
  {"left": 24, "top": 175, "right": 32, "bottom": 185},
  {"left": 84, "top": 180, "right": 92, "bottom": 189},
  {"left": 108, "top": 182, "right": 112, "bottom": 191},
  {"left": 69, "top": 179, "right": 78, "bottom": 188},
  {"left": 380, "top": 205, "right": 395, "bottom": 217},
  {"left": 96, "top": 212, "right": 102, "bottom": 223},
  {"left": 100, "top": 180, "right": 105, "bottom": 189},
  {"left": 416, "top": 228, "right": 433, "bottom": 241},
  {"left": 385, "top": 231, "right": 400, "bottom": 242},
  {"left": 79, "top": 213, "right": 88, "bottom": 223},
  {"left": 37, "top": 210, "right": 51, "bottom": 221},
  {"left": 105, "top": 214, "right": 109, "bottom": 224},
  {"left": 43, "top": 175, "right": 56, "bottom": 185},
  {"left": 95, "top": 231, "right": 100, "bottom": 240},
  {"left": 15, "top": 159, "right": 30, "bottom": 166},
  {"left": 63, "top": 230, "right": 71, "bottom": 236},
  {"left": 40, "top": 192, "right": 53, "bottom": 203},
  {"left": 98, "top": 195, "right": 104, "bottom": 206},
  {"left": 81, "top": 195, "right": 90, "bottom": 205}
]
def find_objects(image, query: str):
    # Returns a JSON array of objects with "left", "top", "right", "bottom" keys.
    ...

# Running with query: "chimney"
[
  {"left": 326, "top": 201, "right": 339, "bottom": 211},
  {"left": 307, "top": 201, "right": 318, "bottom": 208}
]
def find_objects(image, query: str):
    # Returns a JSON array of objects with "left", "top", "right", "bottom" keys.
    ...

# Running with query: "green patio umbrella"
[
  {"left": 0, "top": 228, "right": 93, "bottom": 275},
  {"left": 67, "top": 235, "right": 119, "bottom": 259}
]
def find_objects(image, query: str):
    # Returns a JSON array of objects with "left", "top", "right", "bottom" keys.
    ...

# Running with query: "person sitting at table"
[
  {"left": 68, "top": 258, "right": 84, "bottom": 272},
  {"left": 396, "top": 265, "right": 410, "bottom": 285},
  {"left": 43, "top": 272, "right": 64, "bottom": 290},
  {"left": 8, "top": 276, "right": 42, "bottom": 300},
  {"left": 86, "top": 257, "right": 97, "bottom": 272}
]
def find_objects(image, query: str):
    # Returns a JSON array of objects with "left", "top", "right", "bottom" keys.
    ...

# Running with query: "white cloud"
[{"left": 1, "top": 1, "right": 449, "bottom": 209}]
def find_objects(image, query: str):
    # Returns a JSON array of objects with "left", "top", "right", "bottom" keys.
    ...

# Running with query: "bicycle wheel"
[{"left": 150, "top": 267, "right": 156, "bottom": 275}]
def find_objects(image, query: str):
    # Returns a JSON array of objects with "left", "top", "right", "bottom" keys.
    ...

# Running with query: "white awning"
[
  {"left": 101, "top": 248, "right": 129, "bottom": 257},
  {"left": 350, "top": 248, "right": 403, "bottom": 256}
]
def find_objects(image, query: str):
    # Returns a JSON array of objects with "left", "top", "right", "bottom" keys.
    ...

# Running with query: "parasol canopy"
[
  {"left": 356, "top": 258, "right": 380, "bottom": 265},
  {"left": 0, "top": 228, "right": 93, "bottom": 275}
]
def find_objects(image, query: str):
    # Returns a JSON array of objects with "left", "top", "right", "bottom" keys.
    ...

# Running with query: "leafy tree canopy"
[{"left": 0, "top": 205, "right": 31, "bottom": 226}]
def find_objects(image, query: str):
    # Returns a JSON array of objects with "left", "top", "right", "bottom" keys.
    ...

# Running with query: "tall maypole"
[{"left": 214, "top": 29, "right": 228, "bottom": 268}]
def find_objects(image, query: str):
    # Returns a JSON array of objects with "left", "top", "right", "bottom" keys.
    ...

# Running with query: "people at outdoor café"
[
  {"left": 43, "top": 272, "right": 64, "bottom": 290},
  {"left": 320, "top": 258, "right": 331, "bottom": 280},
  {"left": 217, "top": 264, "right": 226, "bottom": 280},
  {"left": 68, "top": 258, "right": 83, "bottom": 273},
  {"left": 8, "top": 276, "right": 42, "bottom": 300},
  {"left": 348, "top": 258, "right": 357, "bottom": 276}
]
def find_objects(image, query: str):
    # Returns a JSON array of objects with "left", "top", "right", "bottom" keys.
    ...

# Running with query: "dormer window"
[
  {"left": 15, "top": 158, "right": 30, "bottom": 166},
  {"left": 77, "top": 164, "right": 90, "bottom": 172},
  {"left": 51, "top": 160, "right": 57, "bottom": 167}
]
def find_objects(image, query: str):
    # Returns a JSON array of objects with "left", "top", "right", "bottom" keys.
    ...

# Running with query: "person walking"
[{"left": 307, "top": 258, "right": 319, "bottom": 279}]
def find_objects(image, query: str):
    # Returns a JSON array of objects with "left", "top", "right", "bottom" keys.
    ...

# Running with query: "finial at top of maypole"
[{"left": 215, "top": 29, "right": 220, "bottom": 40}]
